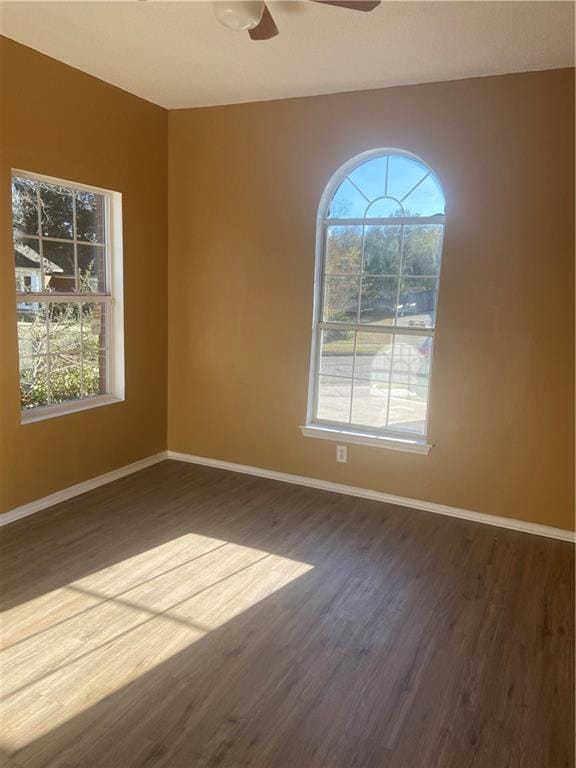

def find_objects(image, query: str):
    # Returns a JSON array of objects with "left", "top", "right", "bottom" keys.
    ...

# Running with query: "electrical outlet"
[{"left": 336, "top": 445, "right": 347, "bottom": 463}]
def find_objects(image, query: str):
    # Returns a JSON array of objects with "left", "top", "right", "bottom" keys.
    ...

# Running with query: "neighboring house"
[{"left": 15, "top": 241, "right": 65, "bottom": 294}]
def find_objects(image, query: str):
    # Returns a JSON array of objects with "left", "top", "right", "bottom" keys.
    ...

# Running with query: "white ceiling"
[{"left": 0, "top": 1, "right": 574, "bottom": 109}]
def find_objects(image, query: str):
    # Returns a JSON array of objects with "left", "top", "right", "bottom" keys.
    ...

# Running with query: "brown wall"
[
  {"left": 1, "top": 39, "right": 573, "bottom": 531},
  {"left": 0, "top": 37, "right": 168, "bottom": 513},
  {"left": 168, "top": 69, "right": 575, "bottom": 531}
]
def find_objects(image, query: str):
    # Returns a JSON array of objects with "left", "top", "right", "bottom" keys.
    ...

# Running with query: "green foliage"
[
  {"left": 20, "top": 364, "right": 101, "bottom": 409},
  {"left": 364, "top": 225, "right": 402, "bottom": 274},
  {"left": 402, "top": 225, "right": 442, "bottom": 276},
  {"left": 19, "top": 302, "right": 105, "bottom": 409},
  {"left": 324, "top": 223, "right": 442, "bottom": 324}
]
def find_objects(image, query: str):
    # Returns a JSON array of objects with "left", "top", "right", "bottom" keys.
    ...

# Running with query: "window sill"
[
  {"left": 300, "top": 424, "right": 432, "bottom": 454},
  {"left": 21, "top": 394, "right": 124, "bottom": 424}
]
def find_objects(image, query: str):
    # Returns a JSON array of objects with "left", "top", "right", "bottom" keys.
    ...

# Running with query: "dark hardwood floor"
[{"left": 1, "top": 460, "right": 574, "bottom": 768}]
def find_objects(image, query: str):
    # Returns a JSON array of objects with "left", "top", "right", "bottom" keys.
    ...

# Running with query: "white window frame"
[
  {"left": 301, "top": 148, "right": 446, "bottom": 454},
  {"left": 12, "top": 169, "right": 124, "bottom": 424}
]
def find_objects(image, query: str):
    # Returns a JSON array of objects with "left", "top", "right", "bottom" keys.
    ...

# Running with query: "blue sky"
[{"left": 330, "top": 154, "right": 445, "bottom": 218}]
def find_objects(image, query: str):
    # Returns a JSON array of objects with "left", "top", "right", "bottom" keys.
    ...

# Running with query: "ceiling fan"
[{"left": 213, "top": 1, "right": 381, "bottom": 41}]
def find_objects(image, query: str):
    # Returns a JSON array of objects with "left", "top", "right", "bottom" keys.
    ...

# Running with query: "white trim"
[
  {"left": 300, "top": 424, "right": 431, "bottom": 454},
  {"left": 13, "top": 168, "right": 116, "bottom": 197},
  {"left": 16, "top": 293, "right": 113, "bottom": 304},
  {"left": 327, "top": 215, "right": 445, "bottom": 226},
  {"left": 0, "top": 453, "right": 166, "bottom": 527},
  {"left": 2, "top": 449, "right": 573, "bottom": 543},
  {"left": 21, "top": 394, "right": 123, "bottom": 424},
  {"left": 108, "top": 187, "right": 125, "bottom": 401},
  {"left": 320, "top": 321, "right": 434, "bottom": 336},
  {"left": 15, "top": 236, "right": 106, "bottom": 247},
  {"left": 166, "top": 451, "right": 575, "bottom": 543}
]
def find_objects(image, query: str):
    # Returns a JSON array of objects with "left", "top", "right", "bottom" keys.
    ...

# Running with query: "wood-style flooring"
[{"left": 1, "top": 460, "right": 574, "bottom": 768}]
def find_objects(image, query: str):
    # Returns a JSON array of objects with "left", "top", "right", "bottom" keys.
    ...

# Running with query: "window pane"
[
  {"left": 351, "top": 378, "right": 389, "bottom": 429},
  {"left": 387, "top": 155, "right": 431, "bottom": 203},
  {"left": 359, "top": 276, "right": 398, "bottom": 325},
  {"left": 363, "top": 225, "right": 401, "bottom": 275},
  {"left": 316, "top": 376, "right": 352, "bottom": 423},
  {"left": 20, "top": 355, "right": 48, "bottom": 410},
  {"left": 76, "top": 191, "right": 105, "bottom": 243},
  {"left": 18, "top": 302, "right": 108, "bottom": 406},
  {"left": 319, "top": 329, "right": 354, "bottom": 378},
  {"left": 390, "top": 334, "right": 432, "bottom": 388},
  {"left": 386, "top": 333, "right": 431, "bottom": 434},
  {"left": 48, "top": 302, "right": 81, "bottom": 354},
  {"left": 83, "top": 349, "right": 107, "bottom": 397},
  {"left": 402, "top": 225, "right": 443, "bottom": 276},
  {"left": 78, "top": 244, "right": 106, "bottom": 292},
  {"left": 40, "top": 183, "right": 73, "bottom": 239},
  {"left": 17, "top": 304, "right": 47, "bottom": 358},
  {"left": 347, "top": 157, "right": 387, "bottom": 201},
  {"left": 49, "top": 354, "right": 81, "bottom": 404},
  {"left": 387, "top": 383, "right": 428, "bottom": 435},
  {"left": 325, "top": 226, "right": 362, "bottom": 274},
  {"left": 397, "top": 278, "right": 438, "bottom": 329},
  {"left": 12, "top": 177, "right": 39, "bottom": 236},
  {"left": 323, "top": 276, "right": 360, "bottom": 323},
  {"left": 328, "top": 178, "right": 367, "bottom": 218},
  {"left": 402, "top": 173, "right": 445, "bottom": 217},
  {"left": 352, "top": 332, "right": 393, "bottom": 382},
  {"left": 14, "top": 237, "right": 42, "bottom": 292},
  {"left": 43, "top": 241, "right": 76, "bottom": 292},
  {"left": 82, "top": 303, "right": 108, "bottom": 352}
]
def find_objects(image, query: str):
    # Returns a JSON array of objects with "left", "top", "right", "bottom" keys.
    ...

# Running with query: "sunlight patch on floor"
[{"left": 0, "top": 533, "right": 313, "bottom": 751}]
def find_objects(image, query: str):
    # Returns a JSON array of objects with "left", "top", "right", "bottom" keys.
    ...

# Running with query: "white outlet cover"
[{"left": 336, "top": 445, "right": 347, "bottom": 463}]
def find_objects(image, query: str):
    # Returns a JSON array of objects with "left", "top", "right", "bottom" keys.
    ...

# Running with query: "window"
[
  {"left": 12, "top": 170, "right": 124, "bottom": 422},
  {"left": 303, "top": 150, "right": 445, "bottom": 452}
]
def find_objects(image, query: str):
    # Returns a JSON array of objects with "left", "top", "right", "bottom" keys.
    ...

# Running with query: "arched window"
[{"left": 303, "top": 150, "right": 445, "bottom": 452}]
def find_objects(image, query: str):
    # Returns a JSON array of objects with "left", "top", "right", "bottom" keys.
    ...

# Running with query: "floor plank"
[{"left": 1, "top": 460, "right": 573, "bottom": 767}]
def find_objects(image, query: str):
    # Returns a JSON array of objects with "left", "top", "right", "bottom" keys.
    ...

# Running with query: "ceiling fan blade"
[
  {"left": 249, "top": 3, "right": 279, "bottom": 40},
  {"left": 311, "top": 0, "right": 381, "bottom": 10}
]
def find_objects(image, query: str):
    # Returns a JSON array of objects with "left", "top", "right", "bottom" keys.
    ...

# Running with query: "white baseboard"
[
  {"left": 166, "top": 450, "right": 575, "bottom": 543},
  {"left": 0, "top": 452, "right": 167, "bottom": 527},
  {"left": 3, "top": 449, "right": 573, "bottom": 543}
]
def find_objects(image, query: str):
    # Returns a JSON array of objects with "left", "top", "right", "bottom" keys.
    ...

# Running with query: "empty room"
[{"left": 0, "top": 1, "right": 574, "bottom": 766}]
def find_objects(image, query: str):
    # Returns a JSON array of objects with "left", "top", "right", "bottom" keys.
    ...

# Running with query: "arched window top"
[{"left": 325, "top": 151, "right": 445, "bottom": 220}]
